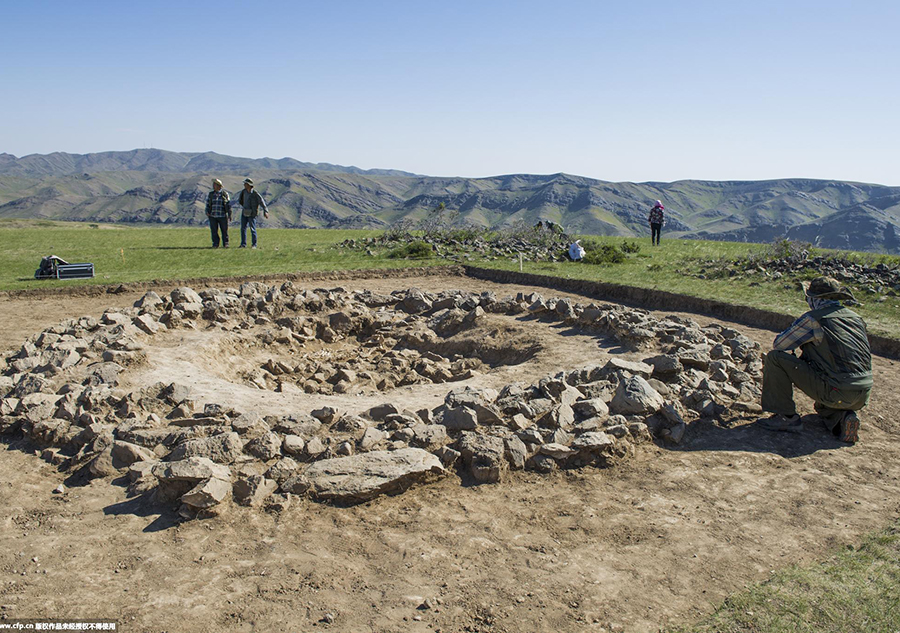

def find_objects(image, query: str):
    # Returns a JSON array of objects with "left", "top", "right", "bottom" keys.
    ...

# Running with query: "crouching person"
[{"left": 757, "top": 276, "right": 872, "bottom": 443}]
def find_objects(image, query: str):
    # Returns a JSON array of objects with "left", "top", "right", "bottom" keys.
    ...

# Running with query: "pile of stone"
[
  {"left": 340, "top": 227, "right": 574, "bottom": 263},
  {"left": 0, "top": 282, "right": 764, "bottom": 520},
  {"left": 696, "top": 254, "right": 900, "bottom": 299}
]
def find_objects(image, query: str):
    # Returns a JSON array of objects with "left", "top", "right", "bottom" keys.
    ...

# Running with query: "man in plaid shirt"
[
  {"left": 757, "top": 277, "right": 872, "bottom": 443},
  {"left": 205, "top": 178, "right": 232, "bottom": 248}
]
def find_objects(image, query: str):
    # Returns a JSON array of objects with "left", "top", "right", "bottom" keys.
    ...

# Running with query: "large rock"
[
  {"left": 537, "top": 403, "right": 575, "bottom": 430},
  {"left": 111, "top": 441, "right": 156, "bottom": 468},
  {"left": 504, "top": 435, "right": 528, "bottom": 470},
  {"left": 610, "top": 376, "right": 665, "bottom": 415},
  {"left": 399, "top": 291, "right": 433, "bottom": 314},
  {"left": 600, "top": 358, "right": 653, "bottom": 378},
  {"left": 281, "top": 448, "right": 444, "bottom": 503},
  {"left": 358, "top": 427, "right": 386, "bottom": 451},
  {"left": 409, "top": 424, "right": 448, "bottom": 450},
  {"left": 134, "top": 291, "right": 163, "bottom": 309},
  {"left": 456, "top": 433, "right": 506, "bottom": 483},
  {"left": 265, "top": 457, "right": 299, "bottom": 485},
  {"left": 539, "top": 443, "right": 574, "bottom": 460},
  {"left": 643, "top": 354, "right": 683, "bottom": 377},
  {"left": 444, "top": 386, "right": 498, "bottom": 409},
  {"left": 88, "top": 448, "right": 119, "bottom": 477},
  {"left": 439, "top": 406, "right": 478, "bottom": 431},
  {"left": 678, "top": 348, "right": 711, "bottom": 371},
  {"left": 167, "top": 432, "right": 243, "bottom": 464},
  {"left": 175, "top": 302, "right": 203, "bottom": 318},
  {"left": 231, "top": 412, "right": 268, "bottom": 437},
  {"left": 233, "top": 475, "right": 278, "bottom": 507},
  {"left": 571, "top": 431, "right": 615, "bottom": 452},
  {"left": 153, "top": 457, "right": 231, "bottom": 482},
  {"left": 245, "top": 431, "right": 283, "bottom": 461},
  {"left": 571, "top": 398, "right": 609, "bottom": 421},
  {"left": 180, "top": 477, "right": 231, "bottom": 509},
  {"left": 133, "top": 314, "right": 161, "bottom": 335},
  {"left": 85, "top": 362, "right": 124, "bottom": 386},
  {"left": 171, "top": 287, "right": 203, "bottom": 305},
  {"left": 283, "top": 434, "right": 306, "bottom": 455}
]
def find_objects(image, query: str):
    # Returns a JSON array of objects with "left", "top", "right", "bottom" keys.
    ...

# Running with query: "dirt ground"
[{"left": 1, "top": 273, "right": 899, "bottom": 633}]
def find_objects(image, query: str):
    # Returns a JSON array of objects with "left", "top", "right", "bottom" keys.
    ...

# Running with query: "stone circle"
[{"left": 0, "top": 281, "right": 764, "bottom": 519}]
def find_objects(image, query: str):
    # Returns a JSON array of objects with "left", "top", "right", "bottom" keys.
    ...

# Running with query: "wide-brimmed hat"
[
  {"left": 805, "top": 276, "right": 855, "bottom": 301},
  {"left": 243, "top": 178, "right": 254, "bottom": 186},
  {"left": 212, "top": 178, "right": 223, "bottom": 187}
]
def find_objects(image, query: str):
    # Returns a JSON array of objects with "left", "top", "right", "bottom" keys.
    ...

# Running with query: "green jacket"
[{"left": 801, "top": 305, "right": 873, "bottom": 389}]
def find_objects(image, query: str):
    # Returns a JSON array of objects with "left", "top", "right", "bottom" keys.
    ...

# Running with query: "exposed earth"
[{"left": 1, "top": 272, "right": 899, "bottom": 633}]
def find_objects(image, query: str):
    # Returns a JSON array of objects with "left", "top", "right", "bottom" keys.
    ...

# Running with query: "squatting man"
[{"left": 756, "top": 276, "right": 872, "bottom": 444}]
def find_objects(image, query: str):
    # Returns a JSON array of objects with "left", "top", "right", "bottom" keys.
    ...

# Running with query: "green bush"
[
  {"left": 582, "top": 244, "right": 626, "bottom": 265},
  {"left": 768, "top": 237, "right": 811, "bottom": 259},
  {"left": 387, "top": 240, "right": 432, "bottom": 259},
  {"left": 621, "top": 240, "right": 641, "bottom": 254}
]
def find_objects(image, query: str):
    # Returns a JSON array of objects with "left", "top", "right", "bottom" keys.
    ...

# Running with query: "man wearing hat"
[
  {"left": 757, "top": 276, "right": 872, "bottom": 443},
  {"left": 236, "top": 178, "right": 269, "bottom": 249},
  {"left": 205, "top": 178, "right": 232, "bottom": 248}
]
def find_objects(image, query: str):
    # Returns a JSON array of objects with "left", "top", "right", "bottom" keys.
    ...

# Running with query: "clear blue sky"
[{"left": 5, "top": 0, "right": 899, "bottom": 184}]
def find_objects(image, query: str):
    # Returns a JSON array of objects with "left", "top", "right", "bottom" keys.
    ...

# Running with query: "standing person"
[
  {"left": 648, "top": 200, "right": 665, "bottom": 246},
  {"left": 756, "top": 277, "right": 872, "bottom": 444},
  {"left": 205, "top": 178, "right": 232, "bottom": 248},
  {"left": 237, "top": 178, "right": 269, "bottom": 249}
]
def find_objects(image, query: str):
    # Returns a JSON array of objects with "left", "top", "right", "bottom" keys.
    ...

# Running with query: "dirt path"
[{"left": 2, "top": 274, "right": 899, "bottom": 633}]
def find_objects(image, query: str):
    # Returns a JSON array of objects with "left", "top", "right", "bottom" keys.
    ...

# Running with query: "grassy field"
[
  {"left": 481, "top": 236, "right": 900, "bottom": 340},
  {"left": 0, "top": 220, "right": 442, "bottom": 291},
  {"left": 668, "top": 518, "right": 900, "bottom": 633},
  {"left": 3, "top": 220, "right": 899, "bottom": 338}
]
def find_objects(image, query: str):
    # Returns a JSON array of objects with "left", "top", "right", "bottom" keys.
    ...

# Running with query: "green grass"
[
  {"left": 2, "top": 221, "right": 899, "bottom": 340},
  {"left": 475, "top": 236, "right": 900, "bottom": 340},
  {"left": 0, "top": 220, "right": 445, "bottom": 291},
  {"left": 668, "top": 519, "right": 900, "bottom": 633}
]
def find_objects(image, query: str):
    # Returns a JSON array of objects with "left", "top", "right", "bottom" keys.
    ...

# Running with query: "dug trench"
[{"left": 0, "top": 272, "right": 898, "bottom": 633}]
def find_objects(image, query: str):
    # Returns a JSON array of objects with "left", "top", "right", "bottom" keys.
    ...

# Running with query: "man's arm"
[
  {"left": 205, "top": 192, "right": 212, "bottom": 215},
  {"left": 257, "top": 191, "right": 269, "bottom": 217},
  {"left": 772, "top": 312, "right": 823, "bottom": 351}
]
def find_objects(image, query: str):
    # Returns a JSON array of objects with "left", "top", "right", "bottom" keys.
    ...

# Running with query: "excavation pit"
[{"left": 1, "top": 281, "right": 766, "bottom": 515}]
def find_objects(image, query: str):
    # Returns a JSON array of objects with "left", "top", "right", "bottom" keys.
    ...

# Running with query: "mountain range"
[{"left": 1, "top": 149, "right": 898, "bottom": 253}]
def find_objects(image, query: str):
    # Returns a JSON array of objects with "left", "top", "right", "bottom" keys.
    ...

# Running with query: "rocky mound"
[
  {"left": 695, "top": 253, "right": 900, "bottom": 301},
  {"left": 0, "top": 282, "right": 764, "bottom": 521},
  {"left": 340, "top": 222, "right": 574, "bottom": 264}
]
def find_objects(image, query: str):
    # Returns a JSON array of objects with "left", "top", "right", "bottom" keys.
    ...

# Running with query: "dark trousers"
[
  {"left": 761, "top": 350, "right": 870, "bottom": 430},
  {"left": 209, "top": 216, "right": 229, "bottom": 247},
  {"left": 240, "top": 214, "right": 258, "bottom": 247},
  {"left": 650, "top": 223, "right": 662, "bottom": 245}
]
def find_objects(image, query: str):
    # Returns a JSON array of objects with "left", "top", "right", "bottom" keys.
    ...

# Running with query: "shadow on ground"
[{"left": 669, "top": 415, "right": 848, "bottom": 459}]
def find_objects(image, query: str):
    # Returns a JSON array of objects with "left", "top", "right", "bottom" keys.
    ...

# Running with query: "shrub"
[
  {"left": 621, "top": 240, "right": 641, "bottom": 254},
  {"left": 387, "top": 240, "right": 432, "bottom": 259},
  {"left": 383, "top": 219, "right": 414, "bottom": 242},
  {"left": 418, "top": 203, "right": 459, "bottom": 239},
  {"left": 582, "top": 244, "right": 626, "bottom": 265},
  {"left": 768, "top": 237, "right": 811, "bottom": 260}
]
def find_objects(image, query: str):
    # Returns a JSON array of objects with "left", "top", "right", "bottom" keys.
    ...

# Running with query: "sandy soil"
[{"left": 1, "top": 273, "right": 899, "bottom": 633}]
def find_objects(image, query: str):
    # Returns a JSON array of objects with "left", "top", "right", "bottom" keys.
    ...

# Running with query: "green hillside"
[{"left": 1, "top": 150, "right": 899, "bottom": 253}]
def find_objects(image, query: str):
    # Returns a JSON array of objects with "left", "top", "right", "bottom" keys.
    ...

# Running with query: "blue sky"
[{"left": 5, "top": 0, "right": 899, "bottom": 184}]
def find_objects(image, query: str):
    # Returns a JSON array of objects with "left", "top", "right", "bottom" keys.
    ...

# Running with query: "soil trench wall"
[
  {"left": 463, "top": 266, "right": 900, "bottom": 360},
  {"left": 0, "top": 265, "right": 467, "bottom": 301}
]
